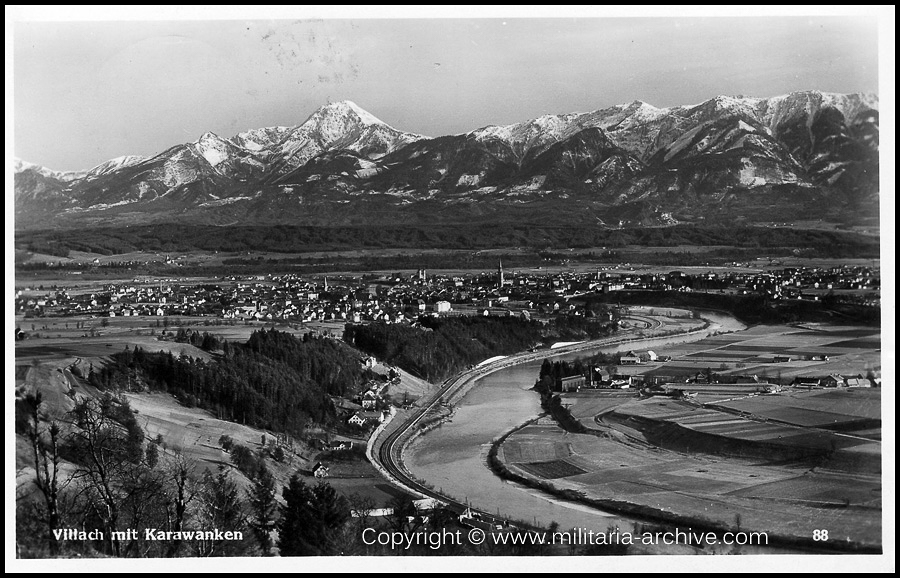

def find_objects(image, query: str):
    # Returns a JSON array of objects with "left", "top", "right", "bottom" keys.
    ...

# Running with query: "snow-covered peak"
[
  {"left": 333, "top": 100, "right": 383, "bottom": 127},
  {"left": 85, "top": 155, "right": 146, "bottom": 177},
  {"left": 301, "top": 100, "right": 394, "bottom": 138},
  {"left": 14, "top": 158, "right": 86, "bottom": 182},
  {"left": 301, "top": 100, "right": 426, "bottom": 138},
  {"left": 233, "top": 126, "right": 293, "bottom": 151},
  {"left": 14, "top": 157, "right": 41, "bottom": 173},
  {"left": 196, "top": 131, "right": 225, "bottom": 144},
  {"left": 193, "top": 132, "right": 241, "bottom": 167}
]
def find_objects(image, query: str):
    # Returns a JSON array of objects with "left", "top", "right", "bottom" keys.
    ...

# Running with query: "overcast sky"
[{"left": 10, "top": 8, "right": 885, "bottom": 171}]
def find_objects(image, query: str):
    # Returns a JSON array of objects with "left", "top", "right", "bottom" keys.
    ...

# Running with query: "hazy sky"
[{"left": 11, "top": 9, "right": 884, "bottom": 171}]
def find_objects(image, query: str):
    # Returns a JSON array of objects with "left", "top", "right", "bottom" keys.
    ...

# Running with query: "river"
[{"left": 405, "top": 312, "right": 753, "bottom": 536}]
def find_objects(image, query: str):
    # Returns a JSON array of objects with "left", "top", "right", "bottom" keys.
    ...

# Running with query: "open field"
[
  {"left": 708, "top": 388, "right": 880, "bottom": 430},
  {"left": 605, "top": 398, "right": 880, "bottom": 470},
  {"left": 498, "top": 408, "right": 882, "bottom": 548},
  {"left": 615, "top": 324, "right": 880, "bottom": 382},
  {"left": 123, "top": 392, "right": 313, "bottom": 476},
  {"left": 13, "top": 313, "right": 329, "bottom": 364},
  {"left": 495, "top": 319, "right": 882, "bottom": 549},
  {"left": 562, "top": 391, "right": 637, "bottom": 429}
]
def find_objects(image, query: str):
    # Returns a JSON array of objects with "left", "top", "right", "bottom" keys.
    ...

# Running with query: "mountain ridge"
[{"left": 14, "top": 91, "right": 879, "bottom": 230}]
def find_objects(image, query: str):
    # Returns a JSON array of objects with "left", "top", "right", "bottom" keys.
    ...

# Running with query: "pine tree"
[
  {"left": 277, "top": 475, "right": 350, "bottom": 556},
  {"left": 277, "top": 474, "right": 317, "bottom": 556},
  {"left": 247, "top": 464, "right": 277, "bottom": 555}
]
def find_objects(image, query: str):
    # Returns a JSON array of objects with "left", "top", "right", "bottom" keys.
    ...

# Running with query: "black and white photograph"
[{"left": 7, "top": 6, "right": 893, "bottom": 571}]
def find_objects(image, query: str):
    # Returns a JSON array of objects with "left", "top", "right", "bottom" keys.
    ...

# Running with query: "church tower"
[{"left": 498, "top": 258, "right": 504, "bottom": 289}]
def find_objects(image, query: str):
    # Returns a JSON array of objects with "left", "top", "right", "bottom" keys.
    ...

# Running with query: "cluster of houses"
[
  {"left": 791, "top": 374, "right": 877, "bottom": 388},
  {"left": 710, "top": 265, "right": 880, "bottom": 305},
  {"left": 556, "top": 369, "right": 877, "bottom": 394},
  {"left": 555, "top": 368, "right": 643, "bottom": 392},
  {"left": 339, "top": 369, "right": 393, "bottom": 429}
]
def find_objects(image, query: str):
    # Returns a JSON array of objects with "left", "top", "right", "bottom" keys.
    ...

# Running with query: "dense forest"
[
  {"left": 343, "top": 315, "right": 618, "bottom": 383},
  {"left": 91, "top": 329, "right": 369, "bottom": 435},
  {"left": 16, "top": 223, "right": 880, "bottom": 258}
]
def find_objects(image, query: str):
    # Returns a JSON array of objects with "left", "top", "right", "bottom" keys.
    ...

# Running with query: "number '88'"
[{"left": 812, "top": 529, "right": 829, "bottom": 541}]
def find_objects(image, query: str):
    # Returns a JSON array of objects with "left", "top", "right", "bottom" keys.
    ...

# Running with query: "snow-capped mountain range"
[{"left": 14, "top": 92, "right": 879, "bottom": 229}]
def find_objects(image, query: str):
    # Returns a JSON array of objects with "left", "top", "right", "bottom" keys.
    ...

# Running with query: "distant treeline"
[
  {"left": 580, "top": 291, "right": 880, "bottom": 327},
  {"left": 14, "top": 245, "right": 869, "bottom": 278},
  {"left": 15, "top": 224, "right": 881, "bottom": 258},
  {"left": 93, "top": 329, "right": 369, "bottom": 435},
  {"left": 343, "top": 315, "right": 617, "bottom": 383}
]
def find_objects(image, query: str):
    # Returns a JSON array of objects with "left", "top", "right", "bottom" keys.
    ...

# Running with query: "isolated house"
[{"left": 312, "top": 462, "right": 329, "bottom": 478}]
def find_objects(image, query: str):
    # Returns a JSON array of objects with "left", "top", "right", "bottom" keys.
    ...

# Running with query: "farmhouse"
[
  {"left": 361, "top": 395, "right": 379, "bottom": 409},
  {"left": 312, "top": 462, "right": 329, "bottom": 478},
  {"left": 348, "top": 410, "right": 386, "bottom": 427},
  {"left": 792, "top": 377, "right": 822, "bottom": 388},
  {"left": 620, "top": 351, "right": 642, "bottom": 365},
  {"left": 821, "top": 374, "right": 845, "bottom": 388}
]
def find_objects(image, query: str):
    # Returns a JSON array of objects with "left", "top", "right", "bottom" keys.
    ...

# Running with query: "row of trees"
[{"left": 173, "top": 328, "right": 223, "bottom": 352}]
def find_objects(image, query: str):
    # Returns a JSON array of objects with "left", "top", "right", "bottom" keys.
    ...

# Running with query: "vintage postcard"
[{"left": 7, "top": 6, "right": 893, "bottom": 572}]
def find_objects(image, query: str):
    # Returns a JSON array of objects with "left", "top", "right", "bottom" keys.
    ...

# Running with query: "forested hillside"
[
  {"left": 93, "top": 329, "right": 368, "bottom": 435},
  {"left": 343, "top": 316, "right": 618, "bottom": 382}
]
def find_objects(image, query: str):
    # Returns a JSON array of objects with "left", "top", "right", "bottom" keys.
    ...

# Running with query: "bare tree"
[
  {"left": 337, "top": 492, "right": 377, "bottom": 555},
  {"left": 23, "top": 391, "right": 72, "bottom": 555},
  {"left": 164, "top": 452, "right": 199, "bottom": 557},
  {"left": 67, "top": 395, "right": 144, "bottom": 557}
]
